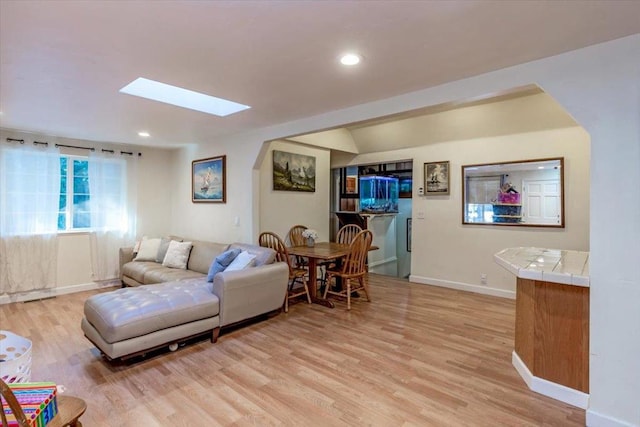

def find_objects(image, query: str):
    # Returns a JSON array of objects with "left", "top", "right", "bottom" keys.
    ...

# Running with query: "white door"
[{"left": 522, "top": 179, "right": 561, "bottom": 225}]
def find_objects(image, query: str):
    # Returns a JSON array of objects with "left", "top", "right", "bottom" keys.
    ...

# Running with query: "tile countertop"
[{"left": 494, "top": 247, "right": 590, "bottom": 287}]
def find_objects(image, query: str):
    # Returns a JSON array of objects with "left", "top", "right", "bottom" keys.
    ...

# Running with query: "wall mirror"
[{"left": 462, "top": 157, "right": 564, "bottom": 227}]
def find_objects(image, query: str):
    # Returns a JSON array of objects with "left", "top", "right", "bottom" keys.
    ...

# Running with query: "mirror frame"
[{"left": 461, "top": 157, "right": 565, "bottom": 228}]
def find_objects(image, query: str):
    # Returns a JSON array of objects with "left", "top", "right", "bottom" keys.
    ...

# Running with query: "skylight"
[{"left": 119, "top": 78, "right": 250, "bottom": 117}]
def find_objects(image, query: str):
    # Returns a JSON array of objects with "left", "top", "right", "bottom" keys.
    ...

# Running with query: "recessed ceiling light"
[
  {"left": 120, "top": 77, "right": 251, "bottom": 117},
  {"left": 538, "top": 166, "right": 545, "bottom": 169},
  {"left": 340, "top": 53, "right": 361, "bottom": 66},
  {"left": 138, "top": 131, "right": 150, "bottom": 137}
]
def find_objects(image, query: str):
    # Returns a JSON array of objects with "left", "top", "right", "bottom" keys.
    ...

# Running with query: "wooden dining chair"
[
  {"left": 323, "top": 229, "right": 373, "bottom": 310},
  {"left": 336, "top": 224, "right": 363, "bottom": 245},
  {"left": 287, "top": 224, "right": 309, "bottom": 269},
  {"left": 318, "top": 224, "right": 363, "bottom": 290},
  {"left": 287, "top": 224, "right": 308, "bottom": 247},
  {"left": 259, "top": 231, "right": 311, "bottom": 312},
  {"left": 0, "top": 378, "right": 29, "bottom": 427}
]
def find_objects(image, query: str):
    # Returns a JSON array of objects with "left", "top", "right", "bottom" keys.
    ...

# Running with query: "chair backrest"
[
  {"left": 287, "top": 225, "right": 308, "bottom": 247},
  {"left": 336, "top": 224, "right": 363, "bottom": 245},
  {"left": 259, "top": 232, "right": 294, "bottom": 274},
  {"left": 0, "top": 378, "right": 28, "bottom": 427},
  {"left": 340, "top": 229, "right": 373, "bottom": 276}
]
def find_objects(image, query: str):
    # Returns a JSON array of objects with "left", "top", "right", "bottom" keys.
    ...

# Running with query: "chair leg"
[
  {"left": 323, "top": 276, "right": 330, "bottom": 298},
  {"left": 284, "top": 293, "right": 289, "bottom": 313},
  {"left": 361, "top": 276, "right": 371, "bottom": 302},
  {"left": 346, "top": 279, "right": 351, "bottom": 310}
]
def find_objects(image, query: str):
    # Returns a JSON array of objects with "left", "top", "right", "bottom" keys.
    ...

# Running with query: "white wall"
[
  {"left": 168, "top": 35, "right": 639, "bottom": 426},
  {"left": 169, "top": 135, "right": 264, "bottom": 244},
  {"left": 348, "top": 91, "right": 578, "bottom": 153},
  {"left": 258, "top": 140, "right": 330, "bottom": 241},
  {"left": 135, "top": 148, "right": 176, "bottom": 238}
]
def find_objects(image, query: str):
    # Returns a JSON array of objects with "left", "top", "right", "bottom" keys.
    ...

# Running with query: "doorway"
[
  {"left": 330, "top": 161, "right": 412, "bottom": 278},
  {"left": 522, "top": 179, "right": 561, "bottom": 225}
]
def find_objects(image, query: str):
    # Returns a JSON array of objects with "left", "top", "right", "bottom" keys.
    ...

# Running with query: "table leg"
[{"left": 307, "top": 258, "right": 334, "bottom": 308}]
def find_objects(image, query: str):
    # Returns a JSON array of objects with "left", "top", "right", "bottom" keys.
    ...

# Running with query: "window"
[
  {"left": 58, "top": 155, "right": 127, "bottom": 231},
  {"left": 58, "top": 156, "right": 90, "bottom": 230}
]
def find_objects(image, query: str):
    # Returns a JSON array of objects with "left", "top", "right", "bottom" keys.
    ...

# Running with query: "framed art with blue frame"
[{"left": 192, "top": 155, "right": 226, "bottom": 203}]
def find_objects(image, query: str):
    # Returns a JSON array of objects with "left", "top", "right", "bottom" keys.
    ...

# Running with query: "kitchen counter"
[
  {"left": 495, "top": 247, "right": 590, "bottom": 409},
  {"left": 494, "top": 247, "right": 589, "bottom": 287}
]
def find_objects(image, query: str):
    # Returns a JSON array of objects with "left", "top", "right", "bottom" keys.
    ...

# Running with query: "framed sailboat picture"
[
  {"left": 192, "top": 155, "right": 226, "bottom": 203},
  {"left": 424, "top": 161, "right": 450, "bottom": 195}
]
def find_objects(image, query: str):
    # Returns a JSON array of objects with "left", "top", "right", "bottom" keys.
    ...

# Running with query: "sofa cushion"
[
  {"left": 187, "top": 241, "right": 230, "bottom": 274},
  {"left": 134, "top": 237, "right": 161, "bottom": 261},
  {"left": 122, "top": 261, "right": 165, "bottom": 284},
  {"left": 162, "top": 241, "right": 193, "bottom": 269},
  {"left": 84, "top": 278, "right": 219, "bottom": 344},
  {"left": 229, "top": 243, "right": 276, "bottom": 266},
  {"left": 155, "top": 237, "right": 172, "bottom": 263},
  {"left": 207, "top": 248, "right": 241, "bottom": 282},
  {"left": 143, "top": 267, "right": 204, "bottom": 284}
]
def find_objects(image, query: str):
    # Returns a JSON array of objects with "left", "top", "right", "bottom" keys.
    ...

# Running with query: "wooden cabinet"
[{"left": 515, "top": 277, "right": 589, "bottom": 393}]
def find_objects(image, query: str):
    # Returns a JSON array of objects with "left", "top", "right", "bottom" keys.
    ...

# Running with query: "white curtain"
[
  {"left": 0, "top": 144, "right": 61, "bottom": 294},
  {"left": 88, "top": 152, "right": 137, "bottom": 281}
]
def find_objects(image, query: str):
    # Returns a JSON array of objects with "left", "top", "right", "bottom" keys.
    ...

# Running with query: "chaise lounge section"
[{"left": 81, "top": 239, "right": 289, "bottom": 360}]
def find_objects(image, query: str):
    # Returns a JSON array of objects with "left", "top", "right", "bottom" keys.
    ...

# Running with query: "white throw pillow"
[
  {"left": 134, "top": 237, "right": 161, "bottom": 261},
  {"left": 162, "top": 241, "right": 193, "bottom": 269},
  {"left": 224, "top": 251, "right": 256, "bottom": 272}
]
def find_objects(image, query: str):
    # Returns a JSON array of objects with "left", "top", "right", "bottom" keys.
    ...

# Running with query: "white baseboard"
[
  {"left": 512, "top": 351, "right": 590, "bottom": 409},
  {"left": 0, "top": 281, "right": 119, "bottom": 305},
  {"left": 409, "top": 275, "right": 516, "bottom": 299},
  {"left": 586, "top": 410, "right": 638, "bottom": 427}
]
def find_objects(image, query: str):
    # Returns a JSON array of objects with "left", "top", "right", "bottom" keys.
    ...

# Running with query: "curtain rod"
[
  {"left": 5, "top": 138, "right": 142, "bottom": 156},
  {"left": 55, "top": 143, "right": 95, "bottom": 151},
  {"left": 101, "top": 149, "right": 142, "bottom": 157}
]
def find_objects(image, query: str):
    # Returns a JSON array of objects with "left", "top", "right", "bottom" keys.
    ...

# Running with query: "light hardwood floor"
[{"left": 0, "top": 274, "right": 585, "bottom": 426}]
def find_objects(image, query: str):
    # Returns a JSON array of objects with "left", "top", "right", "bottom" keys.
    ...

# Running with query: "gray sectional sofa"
[{"left": 81, "top": 238, "right": 289, "bottom": 360}]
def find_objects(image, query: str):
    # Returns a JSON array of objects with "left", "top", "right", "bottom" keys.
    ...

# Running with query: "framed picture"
[
  {"left": 192, "top": 155, "right": 226, "bottom": 203},
  {"left": 424, "top": 161, "right": 450, "bottom": 195},
  {"left": 407, "top": 218, "right": 412, "bottom": 252},
  {"left": 272, "top": 150, "right": 316, "bottom": 192}
]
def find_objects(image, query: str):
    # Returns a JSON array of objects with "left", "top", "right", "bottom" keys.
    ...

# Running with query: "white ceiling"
[{"left": 1, "top": 1, "right": 639, "bottom": 148}]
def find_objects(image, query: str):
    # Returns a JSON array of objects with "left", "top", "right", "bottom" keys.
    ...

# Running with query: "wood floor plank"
[{"left": 0, "top": 274, "right": 585, "bottom": 426}]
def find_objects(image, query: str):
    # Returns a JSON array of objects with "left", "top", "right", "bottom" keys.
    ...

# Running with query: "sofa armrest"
[
  {"left": 213, "top": 262, "right": 288, "bottom": 327},
  {"left": 119, "top": 247, "right": 135, "bottom": 280}
]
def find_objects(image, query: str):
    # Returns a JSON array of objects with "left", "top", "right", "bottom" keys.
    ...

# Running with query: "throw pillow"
[
  {"left": 224, "top": 251, "right": 257, "bottom": 272},
  {"left": 134, "top": 237, "right": 161, "bottom": 261},
  {"left": 162, "top": 241, "right": 193, "bottom": 269},
  {"left": 206, "top": 248, "right": 242, "bottom": 282},
  {"left": 155, "top": 237, "right": 172, "bottom": 263}
]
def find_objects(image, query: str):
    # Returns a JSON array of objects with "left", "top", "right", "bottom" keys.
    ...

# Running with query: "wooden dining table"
[{"left": 288, "top": 242, "right": 351, "bottom": 308}]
